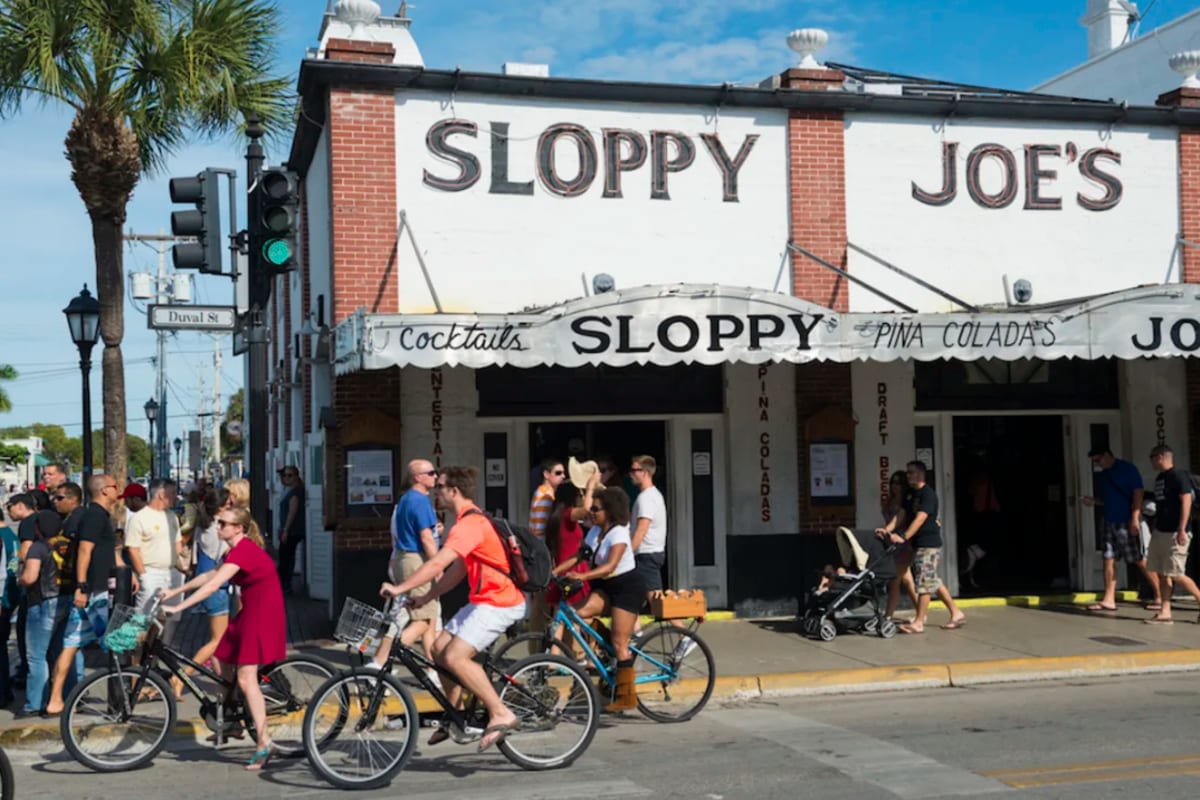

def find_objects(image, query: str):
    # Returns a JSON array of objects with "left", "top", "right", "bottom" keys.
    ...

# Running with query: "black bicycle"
[
  {"left": 0, "top": 745, "right": 12, "bottom": 800},
  {"left": 302, "top": 597, "right": 600, "bottom": 790},
  {"left": 61, "top": 594, "right": 335, "bottom": 771}
]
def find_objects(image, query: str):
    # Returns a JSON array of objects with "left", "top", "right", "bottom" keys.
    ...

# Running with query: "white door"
[
  {"left": 668, "top": 416, "right": 727, "bottom": 607},
  {"left": 1067, "top": 412, "right": 1123, "bottom": 591},
  {"left": 304, "top": 431, "right": 333, "bottom": 607}
]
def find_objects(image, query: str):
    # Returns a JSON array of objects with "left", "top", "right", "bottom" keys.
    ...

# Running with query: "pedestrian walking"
[
  {"left": 17, "top": 509, "right": 65, "bottom": 717},
  {"left": 1082, "top": 447, "right": 1160, "bottom": 612},
  {"left": 629, "top": 455, "right": 667, "bottom": 597},
  {"left": 1144, "top": 445, "right": 1200, "bottom": 624},
  {"left": 275, "top": 466, "right": 305, "bottom": 594},
  {"left": 370, "top": 459, "right": 442, "bottom": 673},
  {"left": 164, "top": 506, "right": 282, "bottom": 769},
  {"left": 882, "top": 470, "right": 919, "bottom": 620},
  {"left": 877, "top": 461, "right": 966, "bottom": 633},
  {"left": 124, "top": 479, "right": 181, "bottom": 613},
  {"left": 381, "top": 466, "right": 526, "bottom": 752}
]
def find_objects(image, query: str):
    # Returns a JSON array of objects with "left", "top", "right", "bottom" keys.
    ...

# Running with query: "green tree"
[
  {"left": 89, "top": 430, "right": 150, "bottom": 477},
  {"left": 0, "top": 364, "right": 14, "bottom": 412},
  {"left": 0, "top": 443, "right": 26, "bottom": 464},
  {"left": 221, "top": 387, "right": 243, "bottom": 455},
  {"left": 0, "top": 1, "right": 290, "bottom": 485}
]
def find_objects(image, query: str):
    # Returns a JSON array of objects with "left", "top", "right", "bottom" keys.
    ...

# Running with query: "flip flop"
[
  {"left": 1144, "top": 616, "right": 1174, "bottom": 625},
  {"left": 898, "top": 624, "right": 925, "bottom": 635},
  {"left": 477, "top": 723, "right": 517, "bottom": 753},
  {"left": 1145, "top": 603, "right": 1163, "bottom": 611},
  {"left": 428, "top": 727, "right": 450, "bottom": 746},
  {"left": 940, "top": 618, "right": 967, "bottom": 630},
  {"left": 1086, "top": 604, "right": 1118, "bottom": 612}
]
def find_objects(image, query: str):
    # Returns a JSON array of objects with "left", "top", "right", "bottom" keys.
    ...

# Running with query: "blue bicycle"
[{"left": 493, "top": 576, "right": 716, "bottom": 722}]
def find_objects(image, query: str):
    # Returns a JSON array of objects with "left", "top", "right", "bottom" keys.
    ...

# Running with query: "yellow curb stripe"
[
  {"left": 982, "top": 751, "right": 1200, "bottom": 778},
  {"left": 999, "top": 763, "right": 1200, "bottom": 789},
  {"left": 758, "top": 664, "right": 950, "bottom": 694},
  {"left": 948, "top": 649, "right": 1200, "bottom": 685}
]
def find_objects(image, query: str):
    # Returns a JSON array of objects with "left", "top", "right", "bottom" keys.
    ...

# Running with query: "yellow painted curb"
[
  {"left": 948, "top": 649, "right": 1200, "bottom": 685},
  {"left": 757, "top": 664, "right": 950, "bottom": 695}
]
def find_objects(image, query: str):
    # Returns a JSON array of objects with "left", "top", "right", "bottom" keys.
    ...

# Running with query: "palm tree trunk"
[{"left": 92, "top": 214, "right": 127, "bottom": 483}]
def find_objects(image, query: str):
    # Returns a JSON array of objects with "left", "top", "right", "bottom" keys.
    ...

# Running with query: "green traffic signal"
[
  {"left": 256, "top": 167, "right": 299, "bottom": 272},
  {"left": 263, "top": 238, "right": 293, "bottom": 267}
]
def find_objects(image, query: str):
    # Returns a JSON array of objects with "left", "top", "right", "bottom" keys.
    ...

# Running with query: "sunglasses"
[
  {"left": 420, "top": 470, "right": 438, "bottom": 477},
  {"left": 436, "top": 483, "right": 449, "bottom": 490},
  {"left": 590, "top": 505, "right": 604, "bottom": 513},
  {"left": 629, "top": 467, "right": 645, "bottom": 473},
  {"left": 216, "top": 520, "right": 242, "bottom": 529},
  {"left": 53, "top": 495, "right": 69, "bottom": 501},
  {"left": 552, "top": 470, "right": 566, "bottom": 476}
]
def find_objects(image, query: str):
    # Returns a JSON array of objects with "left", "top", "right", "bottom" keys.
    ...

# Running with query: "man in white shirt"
[
  {"left": 124, "top": 478, "right": 181, "bottom": 613},
  {"left": 630, "top": 455, "right": 667, "bottom": 597}
]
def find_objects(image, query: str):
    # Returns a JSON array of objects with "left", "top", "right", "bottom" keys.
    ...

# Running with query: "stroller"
[{"left": 799, "top": 527, "right": 898, "bottom": 641}]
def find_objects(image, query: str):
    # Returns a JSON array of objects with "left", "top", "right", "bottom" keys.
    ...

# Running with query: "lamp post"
[
  {"left": 143, "top": 398, "right": 159, "bottom": 480},
  {"left": 63, "top": 285, "right": 101, "bottom": 485},
  {"left": 174, "top": 437, "right": 183, "bottom": 481}
]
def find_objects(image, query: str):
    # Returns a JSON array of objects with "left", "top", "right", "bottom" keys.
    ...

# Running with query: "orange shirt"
[{"left": 444, "top": 504, "right": 525, "bottom": 607}]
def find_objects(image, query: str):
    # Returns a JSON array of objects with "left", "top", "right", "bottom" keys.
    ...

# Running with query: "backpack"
[{"left": 464, "top": 509, "right": 553, "bottom": 593}]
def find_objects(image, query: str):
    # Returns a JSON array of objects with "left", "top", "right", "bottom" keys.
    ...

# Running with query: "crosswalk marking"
[{"left": 710, "top": 708, "right": 1011, "bottom": 798}]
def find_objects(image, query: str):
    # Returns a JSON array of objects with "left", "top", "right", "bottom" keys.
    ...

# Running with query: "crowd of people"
[{"left": 0, "top": 467, "right": 292, "bottom": 771}]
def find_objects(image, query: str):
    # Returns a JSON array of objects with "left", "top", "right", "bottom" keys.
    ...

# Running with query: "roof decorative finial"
[
  {"left": 1169, "top": 50, "right": 1200, "bottom": 89},
  {"left": 786, "top": 28, "right": 829, "bottom": 69},
  {"left": 334, "top": 0, "right": 381, "bottom": 39}
]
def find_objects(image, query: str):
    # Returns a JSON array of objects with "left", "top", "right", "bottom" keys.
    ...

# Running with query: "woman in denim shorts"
[{"left": 170, "top": 487, "right": 231, "bottom": 699}]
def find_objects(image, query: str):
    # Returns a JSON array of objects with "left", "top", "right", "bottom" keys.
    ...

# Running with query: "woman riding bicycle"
[
  {"left": 163, "top": 506, "right": 285, "bottom": 770},
  {"left": 552, "top": 486, "right": 645, "bottom": 712},
  {"left": 169, "top": 487, "right": 231, "bottom": 700}
]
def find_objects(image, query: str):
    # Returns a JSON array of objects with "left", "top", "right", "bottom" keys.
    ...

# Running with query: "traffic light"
[
  {"left": 257, "top": 167, "right": 299, "bottom": 272},
  {"left": 169, "top": 169, "right": 223, "bottom": 274}
]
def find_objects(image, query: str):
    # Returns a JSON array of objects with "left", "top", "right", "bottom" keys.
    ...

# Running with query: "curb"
[{"left": 9, "top": 648, "right": 1200, "bottom": 748}]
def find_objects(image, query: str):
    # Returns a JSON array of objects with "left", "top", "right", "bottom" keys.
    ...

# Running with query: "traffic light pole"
[{"left": 244, "top": 115, "right": 271, "bottom": 536}]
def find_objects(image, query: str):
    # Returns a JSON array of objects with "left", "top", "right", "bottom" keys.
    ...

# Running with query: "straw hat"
[{"left": 568, "top": 457, "right": 604, "bottom": 490}]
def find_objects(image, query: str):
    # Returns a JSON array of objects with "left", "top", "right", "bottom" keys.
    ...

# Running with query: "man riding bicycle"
[{"left": 380, "top": 465, "right": 525, "bottom": 752}]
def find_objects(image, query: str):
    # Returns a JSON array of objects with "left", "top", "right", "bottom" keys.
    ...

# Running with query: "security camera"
[
  {"left": 1013, "top": 279, "right": 1033, "bottom": 304},
  {"left": 592, "top": 273, "right": 616, "bottom": 294}
]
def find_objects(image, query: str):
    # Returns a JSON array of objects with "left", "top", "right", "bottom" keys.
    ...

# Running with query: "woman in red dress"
[
  {"left": 164, "top": 505, "right": 286, "bottom": 770},
  {"left": 545, "top": 472, "right": 599, "bottom": 609}
]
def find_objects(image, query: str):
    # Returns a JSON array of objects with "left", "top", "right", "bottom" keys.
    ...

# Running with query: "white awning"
[{"left": 332, "top": 283, "right": 1200, "bottom": 373}]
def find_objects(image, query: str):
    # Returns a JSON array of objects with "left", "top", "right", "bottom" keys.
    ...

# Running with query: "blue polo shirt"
[
  {"left": 390, "top": 489, "right": 437, "bottom": 553},
  {"left": 1097, "top": 458, "right": 1143, "bottom": 524}
]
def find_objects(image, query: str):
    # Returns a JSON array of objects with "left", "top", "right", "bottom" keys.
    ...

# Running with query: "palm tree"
[
  {"left": 0, "top": 1, "right": 290, "bottom": 481},
  {"left": 0, "top": 364, "right": 15, "bottom": 412}
]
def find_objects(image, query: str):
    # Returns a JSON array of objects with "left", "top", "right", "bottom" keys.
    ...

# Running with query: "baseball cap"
[{"left": 119, "top": 483, "right": 147, "bottom": 500}]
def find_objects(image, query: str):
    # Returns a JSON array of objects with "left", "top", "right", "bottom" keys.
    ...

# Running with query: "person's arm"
[
  {"left": 1178, "top": 490, "right": 1193, "bottom": 545},
  {"left": 19, "top": 556, "right": 40, "bottom": 587},
  {"left": 569, "top": 474, "right": 600, "bottom": 522},
  {"left": 163, "top": 563, "right": 222, "bottom": 599},
  {"left": 577, "top": 542, "right": 625, "bottom": 581},
  {"left": 553, "top": 555, "right": 582, "bottom": 575},
  {"left": 410, "top": 559, "right": 466, "bottom": 607},
  {"left": 1131, "top": 487, "right": 1145, "bottom": 529},
  {"left": 17, "top": 540, "right": 31, "bottom": 561},
  {"left": 165, "top": 561, "right": 241, "bottom": 615},
  {"left": 74, "top": 539, "right": 95, "bottom": 608},
  {"left": 126, "top": 546, "right": 146, "bottom": 576},
  {"left": 630, "top": 517, "right": 652, "bottom": 552},
  {"left": 381, "top": 546, "right": 460, "bottom": 599},
  {"left": 895, "top": 511, "right": 928, "bottom": 543},
  {"left": 418, "top": 526, "right": 438, "bottom": 561}
]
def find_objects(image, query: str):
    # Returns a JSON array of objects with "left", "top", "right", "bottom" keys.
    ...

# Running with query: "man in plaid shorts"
[{"left": 1083, "top": 448, "right": 1160, "bottom": 612}]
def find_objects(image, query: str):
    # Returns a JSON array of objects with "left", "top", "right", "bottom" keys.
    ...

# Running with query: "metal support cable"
[
  {"left": 847, "top": 242, "right": 979, "bottom": 312},
  {"left": 786, "top": 242, "right": 917, "bottom": 313}
]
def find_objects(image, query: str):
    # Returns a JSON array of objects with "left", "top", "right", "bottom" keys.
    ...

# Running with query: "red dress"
[
  {"left": 214, "top": 538, "right": 287, "bottom": 665},
  {"left": 546, "top": 511, "right": 590, "bottom": 606}
]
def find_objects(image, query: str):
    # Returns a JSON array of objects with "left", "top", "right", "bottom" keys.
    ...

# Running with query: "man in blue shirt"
[
  {"left": 370, "top": 459, "right": 441, "bottom": 671},
  {"left": 1083, "top": 448, "right": 1160, "bottom": 612}
]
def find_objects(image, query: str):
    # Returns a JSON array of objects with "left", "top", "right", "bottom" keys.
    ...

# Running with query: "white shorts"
[
  {"left": 444, "top": 601, "right": 526, "bottom": 653},
  {"left": 136, "top": 568, "right": 182, "bottom": 613}
]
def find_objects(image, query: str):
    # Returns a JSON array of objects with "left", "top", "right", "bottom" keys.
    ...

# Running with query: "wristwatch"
[{"left": 76, "top": 583, "right": 90, "bottom": 594}]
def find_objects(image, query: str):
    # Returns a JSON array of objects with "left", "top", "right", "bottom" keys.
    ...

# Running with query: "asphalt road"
[{"left": 8, "top": 673, "right": 1200, "bottom": 798}]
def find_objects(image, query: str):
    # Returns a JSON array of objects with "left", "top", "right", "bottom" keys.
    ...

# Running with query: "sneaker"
[
  {"left": 672, "top": 637, "right": 699, "bottom": 660},
  {"left": 384, "top": 715, "right": 408, "bottom": 731},
  {"left": 361, "top": 661, "right": 383, "bottom": 672}
]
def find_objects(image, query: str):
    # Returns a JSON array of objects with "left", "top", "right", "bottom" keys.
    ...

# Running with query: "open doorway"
[
  {"left": 952, "top": 416, "right": 1070, "bottom": 595},
  {"left": 528, "top": 420, "right": 669, "bottom": 583}
]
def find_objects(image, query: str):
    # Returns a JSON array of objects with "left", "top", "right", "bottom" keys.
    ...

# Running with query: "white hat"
[{"left": 568, "top": 457, "right": 603, "bottom": 490}]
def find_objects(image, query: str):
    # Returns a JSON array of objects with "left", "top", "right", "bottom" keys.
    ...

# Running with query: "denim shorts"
[{"left": 198, "top": 588, "right": 230, "bottom": 617}]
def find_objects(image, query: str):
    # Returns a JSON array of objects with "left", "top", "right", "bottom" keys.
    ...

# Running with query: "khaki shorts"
[
  {"left": 1147, "top": 532, "right": 1191, "bottom": 577},
  {"left": 391, "top": 551, "right": 440, "bottom": 623}
]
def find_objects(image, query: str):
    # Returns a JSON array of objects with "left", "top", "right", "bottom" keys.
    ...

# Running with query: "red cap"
[{"left": 119, "top": 483, "right": 147, "bottom": 500}]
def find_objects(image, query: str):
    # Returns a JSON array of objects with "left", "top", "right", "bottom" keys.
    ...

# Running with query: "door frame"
[
  {"left": 489, "top": 413, "right": 728, "bottom": 608},
  {"left": 1066, "top": 411, "right": 1124, "bottom": 592}
]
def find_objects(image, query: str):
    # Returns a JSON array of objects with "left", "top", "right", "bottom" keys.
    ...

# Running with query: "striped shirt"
[{"left": 528, "top": 483, "right": 555, "bottom": 538}]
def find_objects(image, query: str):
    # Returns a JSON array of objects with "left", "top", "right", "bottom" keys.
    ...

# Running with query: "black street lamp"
[
  {"left": 143, "top": 398, "right": 159, "bottom": 480},
  {"left": 174, "top": 437, "right": 183, "bottom": 481},
  {"left": 63, "top": 285, "right": 101, "bottom": 485}
]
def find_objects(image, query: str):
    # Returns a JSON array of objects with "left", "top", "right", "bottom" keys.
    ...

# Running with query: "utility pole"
[
  {"left": 197, "top": 366, "right": 206, "bottom": 485},
  {"left": 245, "top": 115, "right": 270, "bottom": 532},
  {"left": 212, "top": 336, "right": 222, "bottom": 480}
]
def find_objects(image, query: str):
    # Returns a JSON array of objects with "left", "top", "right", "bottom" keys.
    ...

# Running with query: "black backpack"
[{"left": 464, "top": 510, "right": 553, "bottom": 593}]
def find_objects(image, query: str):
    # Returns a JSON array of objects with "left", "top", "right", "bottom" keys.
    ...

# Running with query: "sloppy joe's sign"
[{"left": 335, "top": 285, "right": 1200, "bottom": 372}]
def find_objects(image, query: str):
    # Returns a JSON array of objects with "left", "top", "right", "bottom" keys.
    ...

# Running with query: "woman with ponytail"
[{"left": 163, "top": 505, "right": 286, "bottom": 770}]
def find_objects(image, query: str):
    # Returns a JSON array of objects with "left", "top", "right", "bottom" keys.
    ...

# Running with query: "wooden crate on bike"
[{"left": 649, "top": 589, "right": 706, "bottom": 619}]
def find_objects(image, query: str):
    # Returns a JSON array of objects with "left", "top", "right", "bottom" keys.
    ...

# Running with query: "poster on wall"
[
  {"left": 347, "top": 449, "right": 394, "bottom": 505},
  {"left": 810, "top": 443, "right": 850, "bottom": 498}
]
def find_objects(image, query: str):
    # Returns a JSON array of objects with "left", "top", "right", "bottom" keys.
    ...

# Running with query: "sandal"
[
  {"left": 940, "top": 618, "right": 967, "bottom": 630},
  {"left": 477, "top": 723, "right": 517, "bottom": 753},
  {"left": 246, "top": 742, "right": 275, "bottom": 771},
  {"left": 1086, "top": 604, "right": 1118, "bottom": 612},
  {"left": 1145, "top": 603, "right": 1163, "bottom": 611},
  {"left": 428, "top": 727, "right": 450, "bottom": 746},
  {"left": 1144, "top": 616, "right": 1174, "bottom": 625},
  {"left": 898, "top": 623, "right": 925, "bottom": 635}
]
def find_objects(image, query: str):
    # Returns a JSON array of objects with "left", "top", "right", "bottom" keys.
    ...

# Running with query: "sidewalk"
[{"left": 3, "top": 594, "right": 1199, "bottom": 747}]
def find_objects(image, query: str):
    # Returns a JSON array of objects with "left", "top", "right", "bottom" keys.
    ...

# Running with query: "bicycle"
[
  {"left": 0, "top": 745, "right": 12, "bottom": 800},
  {"left": 492, "top": 576, "right": 716, "bottom": 722},
  {"left": 61, "top": 594, "right": 335, "bottom": 772},
  {"left": 302, "top": 596, "right": 600, "bottom": 791}
]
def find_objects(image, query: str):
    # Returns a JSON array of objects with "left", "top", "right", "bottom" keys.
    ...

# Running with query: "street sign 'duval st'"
[{"left": 148, "top": 304, "right": 237, "bottom": 331}]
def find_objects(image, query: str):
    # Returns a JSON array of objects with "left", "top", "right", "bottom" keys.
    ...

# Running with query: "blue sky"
[{"left": 0, "top": 0, "right": 1188, "bottom": 442}]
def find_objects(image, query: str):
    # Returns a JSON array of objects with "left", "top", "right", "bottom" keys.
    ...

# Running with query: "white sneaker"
[
  {"left": 361, "top": 661, "right": 383, "bottom": 672},
  {"left": 672, "top": 637, "right": 699, "bottom": 660}
]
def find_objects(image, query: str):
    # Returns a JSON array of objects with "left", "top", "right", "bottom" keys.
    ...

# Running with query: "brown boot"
[{"left": 604, "top": 663, "right": 637, "bottom": 712}]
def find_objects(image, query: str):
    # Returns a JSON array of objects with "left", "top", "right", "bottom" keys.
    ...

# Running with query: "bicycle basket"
[
  {"left": 102, "top": 604, "right": 150, "bottom": 654},
  {"left": 335, "top": 597, "right": 387, "bottom": 654}
]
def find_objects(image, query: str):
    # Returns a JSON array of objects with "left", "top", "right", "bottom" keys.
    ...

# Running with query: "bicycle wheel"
[
  {"left": 260, "top": 655, "right": 336, "bottom": 757},
  {"left": 632, "top": 624, "right": 715, "bottom": 723},
  {"left": 303, "top": 671, "right": 419, "bottom": 791},
  {"left": 496, "top": 654, "right": 598, "bottom": 771},
  {"left": 0, "top": 746, "right": 13, "bottom": 800},
  {"left": 61, "top": 668, "right": 176, "bottom": 771}
]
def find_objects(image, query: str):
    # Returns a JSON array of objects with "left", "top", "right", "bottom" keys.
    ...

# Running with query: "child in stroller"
[{"left": 800, "top": 527, "right": 898, "bottom": 641}]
